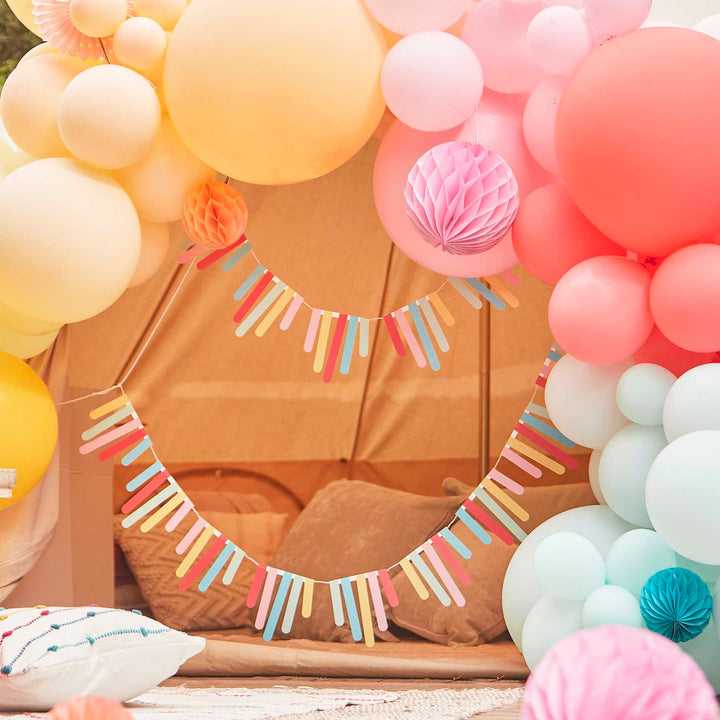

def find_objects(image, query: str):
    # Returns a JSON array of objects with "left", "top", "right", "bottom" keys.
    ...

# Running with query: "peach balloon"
[
  {"left": 522, "top": 76, "right": 567, "bottom": 175},
  {"left": 129, "top": 221, "right": 170, "bottom": 287},
  {"left": 69, "top": 0, "right": 127, "bottom": 37},
  {"left": 134, "top": 0, "right": 187, "bottom": 30},
  {"left": 164, "top": 0, "right": 386, "bottom": 184},
  {"left": 113, "top": 17, "right": 168, "bottom": 72},
  {"left": 5, "top": 0, "right": 40, "bottom": 34},
  {"left": 363, "top": 0, "right": 469, "bottom": 35},
  {"left": 183, "top": 181, "right": 248, "bottom": 249}
]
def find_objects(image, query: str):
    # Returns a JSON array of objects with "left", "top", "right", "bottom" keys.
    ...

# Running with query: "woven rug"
[{"left": 2, "top": 685, "right": 523, "bottom": 720}]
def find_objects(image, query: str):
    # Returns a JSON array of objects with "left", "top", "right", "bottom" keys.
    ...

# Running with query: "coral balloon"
[
  {"left": 0, "top": 352, "right": 58, "bottom": 512},
  {"left": 527, "top": 7, "right": 594, "bottom": 76},
  {"left": 513, "top": 185, "right": 624, "bottom": 286},
  {"left": 134, "top": 0, "right": 186, "bottom": 30},
  {"left": 381, "top": 32, "right": 483, "bottom": 132},
  {"left": 405, "top": 142, "right": 518, "bottom": 255},
  {"left": 0, "top": 54, "right": 85, "bottom": 158},
  {"left": 550, "top": 257, "right": 653, "bottom": 365},
  {"left": 0, "top": 158, "right": 140, "bottom": 324},
  {"left": 363, "top": 0, "right": 469, "bottom": 35},
  {"left": 164, "top": 0, "right": 386, "bottom": 185},
  {"left": 633, "top": 326, "right": 716, "bottom": 378},
  {"left": 113, "top": 17, "right": 168, "bottom": 72},
  {"left": 129, "top": 222, "right": 170, "bottom": 287},
  {"left": 69, "top": 0, "right": 127, "bottom": 37},
  {"left": 522, "top": 77, "right": 567, "bottom": 175},
  {"left": 183, "top": 181, "right": 248, "bottom": 249},
  {"left": 462, "top": 0, "right": 544, "bottom": 94},
  {"left": 583, "top": 0, "right": 651, "bottom": 38},
  {"left": 58, "top": 65, "right": 161, "bottom": 170},
  {"left": 650, "top": 244, "right": 720, "bottom": 353},
  {"left": 48, "top": 696, "right": 132, "bottom": 720},
  {"left": 556, "top": 28, "right": 720, "bottom": 257},
  {"left": 0, "top": 319, "right": 58, "bottom": 361}
]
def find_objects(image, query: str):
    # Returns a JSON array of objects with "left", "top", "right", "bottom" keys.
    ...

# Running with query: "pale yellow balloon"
[
  {"left": 164, "top": 0, "right": 386, "bottom": 185},
  {"left": 129, "top": 221, "right": 170, "bottom": 286},
  {"left": 0, "top": 318, "right": 58, "bottom": 360},
  {"left": 18, "top": 43, "right": 56, "bottom": 66},
  {"left": 5, "top": 0, "right": 40, "bottom": 35},
  {"left": 57, "top": 65, "right": 161, "bottom": 169},
  {"left": 69, "top": 0, "right": 128, "bottom": 37},
  {"left": 114, "top": 17, "right": 168, "bottom": 72},
  {"left": 0, "top": 301, "right": 63, "bottom": 336},
  {"left": 134, "top": 0, "right": 187, "bottom": 30},
  {"left": 0, "top": 158, "right": 141, "bottom": 324},
  {"left": 0, "top": 54, "right": 87, "bottom": 158},
  {"left": 116, "top": 116, "right": 211, "bottom": 222}
]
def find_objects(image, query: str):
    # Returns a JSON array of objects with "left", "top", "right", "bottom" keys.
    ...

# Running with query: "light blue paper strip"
[
  {"left": 222, "top": 549, "right": 246, "bottom": 586},
  {"left": 340, "top": 316, "right": 359, "bottom": 375},
  {"left": 236, "top": 282, "right": 285, "bottom": 337},
  {"left": 448, "top": 277, "right": 483, "bottom": 310},
  {"left": 222, "top": 242, "right": 252, "bottom": 272},
  {"left": 126, "top": 461, "right": 164, "bottom": 492},
  {"left": 438, "top": 528, "right": 472, "bottom": 560},
  {"left": 281, "top": 576, "right": 304, "bottom": 635},
  {"left": 410, "top": 552, "right": 451, "bottom": 607},
  {"left": 473, "top": 487, "right": 527, "bottom": 542},
  {"left": 408, "top": 302, "right": 440, "bottom": 371},
  {"left": 82, "top": 406, "right": 134, "bottom": 441},
  {"left": 455, "top": 507, "right": 492, "bottom": 545},
  {"left": 548, "top": 349, "right": 562, "bottom": 363},
  {"left": 330, "top": 581, "right": 344, "bottom": 627},
  {"left": 521, "top": 412, "right": 574, "bottom": 448},
  {"left": 418, "top": 297, "right": 449, "bottom": 353},
  {"left": 464, "top": 277, "right": 506, "bottom": 311},
  {"left": 121, "top": 436, "right": 152, "bottom": 466},
  {"left": 340, "top": 578, "right": 363, "bottom": 642},
  {"left": 122, "top": 486, "right": 176, "bottom": 528},
  {"left": 199, "top": 543, "right": 234, "bottom": 593},
  {"left": 527, "top": 402, "right": 550, "bottom": 420},
  {"left": 232, "top": 265, "right": 264, "bottom": 301},
  {"left": 263, "top": 572, "right": 293, "bottom": 642},
  {"left": 358, "top": 318, "right": 370, "bottom": 358}
]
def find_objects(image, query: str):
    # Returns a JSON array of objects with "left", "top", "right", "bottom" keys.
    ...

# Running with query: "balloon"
[
  {"left": 526, "top": 7, "right": 594, "bottom": 76},
  {"left": 521, "top": 594, "right": 584, "bottom": 670},
  {"left": 588, "top": 449, "right": 606, "bottom": 505},
  {"left": 503, "top": 505, "right": 633, "bottom": 649},
  {"left": 583, "top": 0, "right": 651, "bottom": 38},
  {"left": 512, "top": 184, "right": 624, "bottom": 285},
  {"left": 0, "top": 302, "right": 62, "bottom": 336},
  {"left": 134, "top": 0, "right": 186, "bottom": 30},
  {"left": 582, "top": 585, "right": 643, "bottom": 629},
  {"left": 522, "top": 78, "right": 567, "bottom": 175},
  {"left": 634, "top": 326, "right": 716, "bottom": 380},
  {"left": 556, "top": 29, "right": 720, "bottom": 257},
  {"left": 685, "top": 618, "right": 720, "bottom": 693},
  {"left": 5, "top": 0, "right": 40, "bottom": 34},
  {"left": 663, "top": 365, "right": 720, "bottom": 443},
  {"left": 650, "top": 244, "right": 720, "bottom": 353},
  {"left": 646, "top": 431, "right": 720, "bottom": 565},
  {"left": 695, "top": 13, "right": 720, "bottom": 40},
  {"left": 69, "top": 0, "right": 127, "bottom": 37},
  {"left": 678, "top": 555, "right": 720, "bottom": 587},
  {"left": 0, "top": 318, "right": 58, "bottom": 360},
  {"left": 616, "top": 363, "right": 676, "bottom": 426},
  {"left": 381, "top": 32, "right": 483, "bottom": 132},
  {"left": 0, "top": 54, "right": 86, "bottom": 158},
  {"left": 598, "top": 424, "right": 667, "bottom": 528},
  {"left": 58, "top": 65, "right": 161, "bottom": 170},
  {"left": 129, "top": 221, "right": 170, "bottom": 287},
  {"left": 363, "top": 0, "right": 469, "bottom": 35},
  {"left": 164, "top": 0, "right": 386, "bottom": 185},
  {"left": 0, "top": 158, "right": 141, "bottom": 324},
  {"left": 550, "top": 257, "right": 653, "bottom": 365},
  {"left": 534, "top": 532, "right": 605, "bottom": 600},
  {"left": 462, "top": 0, "right": 544, "bottom": 94},
  {"left": 113, "top": 17, "right": 168, "bottom": 73},
  {"left": 605, "top": 529, "right": 677, "bottom": 598},
  {"left": 0, "top": 352, "right": 58, "bottom": 512},
  {"left": 545, "top": 354, "right": 632, "bottom": 449}
]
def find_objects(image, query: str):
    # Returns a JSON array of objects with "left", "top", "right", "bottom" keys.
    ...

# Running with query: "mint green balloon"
[
  {"left": 606, "top": 529, "right": 676, "bottom": 597},
  {"left": 582, "top": 585, "right": 643, "bottom": 629}
]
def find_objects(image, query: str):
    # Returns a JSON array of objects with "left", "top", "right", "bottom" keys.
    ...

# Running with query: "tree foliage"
[{"left": 0, "top": 2, "right": 40, "bottom": 89}]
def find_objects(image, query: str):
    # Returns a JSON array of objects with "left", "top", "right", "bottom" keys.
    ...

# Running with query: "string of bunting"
[
  {"left": 77, "top": 343, "right": 576, "bottom": 647},
  {"left": 177, "top": 237, "right": 521, "bottom": 381}
]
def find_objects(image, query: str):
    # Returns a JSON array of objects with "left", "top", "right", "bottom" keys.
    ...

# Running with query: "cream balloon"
[
  {"left": 116, "top": 116, "right": 211, "bottom": 222},
  {"left": 164, "top": 0, "right": 386, "bottom": 184},
  {"left": 113, "top": 17, "right": 168, "bottom": 72},
  {"left": 0, "top": 158, "right": 141, "bottom": 324},
  {"left": 57, "top": 65, "right": 161, "bottom": 170},
  {"left": 69, "top": 0, "right": 128, "bottom": 37},
  {"left": 17, "top": 43, "right": 57, "bottom": 66},
  {"left": 0, "top": 301, "right": 63, "bottom": 336},
  {"left": 0, "top": 318, "right": 58, "bottom": 360},
  {"left": 134, "top": 0, "right": 187, "bottom": 30},
  {"left": 5, "top": 0, "right": 40, "bottom": 34},
  {"left": 129, "top": 221, "right": 170, "bottom": 287},
  {"left": 0, "top": 54, "right": 86, "bottom": 158}
]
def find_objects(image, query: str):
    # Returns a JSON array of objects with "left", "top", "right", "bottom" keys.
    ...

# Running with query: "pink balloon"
[
  {"left": 363, "top": 0, "right": 470, "bottom": 36},
  {"left": 522, "top": 76, "right": 567, "bottom": 174},
  {"left": 381, "top": 32, "right": 484, "bottom": 132},
  {"left": 549, "top": 256, "right": 654, "bottom": 365},
  {"left": 526, "top": 7, "right": 594, "bottom": 76},
  {"left": 650, "top": 244, "right": 720, "bottom": 353},
  {"left": 583, "top": 0, "right": 651, "bottom": 39},
  {"left": 461, "top": 0, "right": 545, "bottom": 94}
]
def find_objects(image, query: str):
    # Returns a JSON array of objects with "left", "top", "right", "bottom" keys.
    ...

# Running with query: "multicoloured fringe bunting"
[
  {"left": 178, "top": 239, "right": 521, "bottom": 381},
  {"left": 82, "top": 344, "right": 573, "bottom": 647}
]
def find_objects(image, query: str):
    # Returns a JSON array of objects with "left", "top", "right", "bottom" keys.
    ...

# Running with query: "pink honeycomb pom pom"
[
  {"left": 48, "top": 697, "right": 132, "bottom": 720},
  {"left": 521, "top": 626, "right": 718, "bottom": 720},
  {"left": 404, "top": 141, "right": 519, "bottom": 256}
]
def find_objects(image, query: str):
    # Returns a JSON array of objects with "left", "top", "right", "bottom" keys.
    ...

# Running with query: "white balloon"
[
  {"left": 695, "top": 12, "right": 720, "bottom": 37},
  {"left": 526, "top": 7, "right": 593, "bottom": 76},
  {"left": 646, "top": 431, "right": 720, "bottom": 565},
  {"left": 545, "top": 354, "right": 633, "bottom": 449},
  {"left": 663, "top": 364, "right": 720, "bottom": 442},
  {"left": 599, "top": 424, "right": 667, "bottom": 528},
  {"left": 616, "top": 363, "right": 676, "bottom": 426},
  {"left": 648, "top": 0, "right": 720, "bottom": 27},
  {"left": 588, "top": 449, "right": 606, "bottom": 505}
]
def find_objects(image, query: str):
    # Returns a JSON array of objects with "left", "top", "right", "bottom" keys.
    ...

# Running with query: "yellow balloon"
[
  {"left": 0, "top": 301, "right": 63, "bottom": 336},
  {"left": 129, "top": 221, "right": 170, "bottom": 287},
  {"left": 164, "top": 0, "right": 387, "bottom": 185},
  {"left": 134, "top": 0, "right": 187, "bottom": 30},
  {"left": 5, "top": 0, "right": 40, "bottom": 35},
  {"left": 0, "top": 352, "right": 58, "bottom": 512},
  {"left": 0, "top": 317, "right": 58, "bottom": 360}
]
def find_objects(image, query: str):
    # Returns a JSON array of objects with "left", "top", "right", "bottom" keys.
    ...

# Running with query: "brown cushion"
[{"left": 202, "top": 510, "right": 288, "bottom": 565}]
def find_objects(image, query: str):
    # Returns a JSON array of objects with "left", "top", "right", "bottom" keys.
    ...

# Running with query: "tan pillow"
[{"left": 202, "top": 511, "right": 288, "bottom": 565}]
